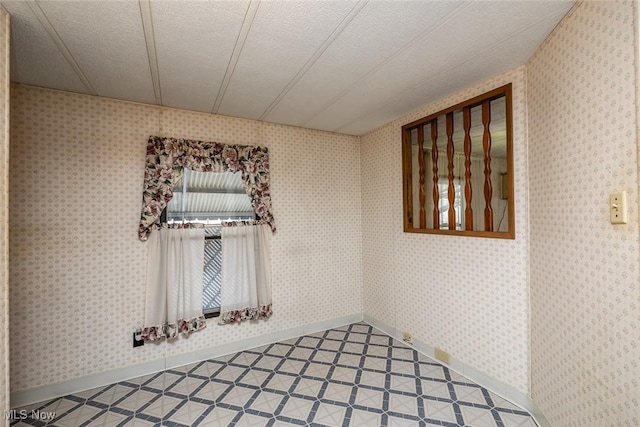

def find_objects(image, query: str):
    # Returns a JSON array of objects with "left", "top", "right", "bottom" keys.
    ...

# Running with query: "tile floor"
[{"left": 11, "top": 323, "right": 538, "bottom": 426}]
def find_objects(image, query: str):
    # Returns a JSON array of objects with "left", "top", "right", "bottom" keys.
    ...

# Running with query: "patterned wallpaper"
[
  {"left": 360, "top": 67, "right": 530, "bottom": 392},
  {"left": 528, "top": 1, "right": 640, "bottom": 425},
  {"left": 8, "top": 84, "right": 363, "bottom": 392},
  {"left": 1, "top": 5, "right": 9, "bottom": 418}
]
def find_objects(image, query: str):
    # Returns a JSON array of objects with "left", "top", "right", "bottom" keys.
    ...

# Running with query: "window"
[
  {"left": 402, "top": 84, "right": 514, "bottom": 238},
  {"left": 163, "top": 169, "right": 253, "bottom": 318}
]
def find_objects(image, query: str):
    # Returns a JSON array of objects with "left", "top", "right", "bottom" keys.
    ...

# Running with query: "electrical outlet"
[
  {"left": 133, "top": 330, "right": 144, "bottom": 348},
  {"left": 402, "top": 332, "right": 413, "bottom": 345},
  {"left": 434, "top": 347, "right": 450, "bottom": 365}
]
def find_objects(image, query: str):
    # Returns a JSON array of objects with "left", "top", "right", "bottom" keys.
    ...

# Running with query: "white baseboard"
[
  {"left": 10, "top": 313, "right": 363, "bottom": 408},
  {"left": 11, "top": 311, "right": 550, "bottom": 427},
  {"left": 363, "top": 314, "right": 551, "bottom": 427}
]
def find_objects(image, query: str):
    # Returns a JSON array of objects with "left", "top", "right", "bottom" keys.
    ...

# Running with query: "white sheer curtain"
[
  {"left": 220, "top": 222, "right": 272, "bottom": 323},
  {"left": 142, "top": 226, "right": 206, "bottom": 341}
]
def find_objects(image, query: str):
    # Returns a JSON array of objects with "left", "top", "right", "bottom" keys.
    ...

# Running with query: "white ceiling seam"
[
  {"left": 333, "top": 7, "right": 569, "bottom": 135},
  {"left": 216, "top": 1, "right": 360, "bottom": 120},
  {"left": 149, "top": 1, "right": 248, "bottom": 112},
  {"left": 260, "top": 1, "right": 465, "bottom": 128},
  {"left": 302, "top": 1, "right": 576, "bottom": 134},
  {"left": 3, "top": 0, "right": 575, "bottom": 136},
  {"left": 211, "top": 0, "right": 260, "bottom": 114},
  {"left": 257, "top": 0, "right": 368, "bottom": 121},
  {"left": 325, "top": 2, "right": 570, "bottom": 134},
  {"left": 25, "top": 0, "right": 96, "bottom": 95},
  {"left": 139, "top": 0, "right": 162, "bottom": 105},
  {"left": 337, "top": 10, "right": 571, "bottom": 137},
  {"left": 296, "top": 0, "right": 473, "bottom": 129}
]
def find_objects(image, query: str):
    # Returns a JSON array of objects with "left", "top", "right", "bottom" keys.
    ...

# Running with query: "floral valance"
[{"left": 138, "top": 136, "right": 275, "bottom": 241}]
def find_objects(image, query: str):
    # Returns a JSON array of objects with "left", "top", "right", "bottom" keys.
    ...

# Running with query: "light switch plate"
[{"left": 610, "top": 191, "right": 628, "bottom": 224}]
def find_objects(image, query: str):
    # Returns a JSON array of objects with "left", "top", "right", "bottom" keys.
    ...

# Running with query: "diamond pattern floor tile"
[
  {"left": 165, "top": 400, "right": 209, "bottom": 425},
  {"left": 419, "top": 362, "right": 448, "bottom": 380},
  {"left": 388, "top": 393, "right": 419, "bottom": 417},
  {"left": 191, "top": 360, "right": 225, "bottom": 378},
  {"left": 353, "top": 387, "right": 384, "bottom": 408},
  {"left": 452, "top": 383, "right": 491, "bottom": 405},
  {"left": 362, "top": 356, "right": 387, "bottom": 371},
  {"left": 294, "top": 377, "right": 324, "bottom": 398},
  {"left": 168, "top": 375, "right": 207, "bottom": 396},
  {"left": 423, "top": 398, "right": 459, "bottom": 423},
  {"left": 331, "top": 366, "right": 358, "bottom": 384},
  {"left": 53, "top": 404, "right": 103, "bottom": 427},
  {"left": 238, "top": 368, "right": 272, "bottom": 388},
  {"left": 235, "top": 412, "right": 271, "bottom": 426},
  {"left": 387, "top": 415, "right": 420, "bottom": 427},
  {"left": 13, "top": 323, "right": 539, "bottom": 427},
  {"left": 304, "top": 362, "right": 331, "bottom": 379},
  {"left": 125, "top": 417, "right": 155, "bottom": 426},
  {"left": 249, "top": 390, "right": 285, "bottom": 413},
  {"left": 279, "top": 396, "right": 314, "bottom": 421},
  {"left": 216, "top": 364, "right": 249, "bottom": 382},
  {"left": 358, "top": 369, "right": 386, "bottom": 389},
  {"left": 312, "top": 402, "right": 347, "bottom": 426},
  {"left": 460, "top": 405, "right": 500, "bottom": 427},
  {"left": 138, "top": 394, "right": 182, "bottom": 418},
  {"left": 323, "top": 382, "right": 354, "bottom": 403},
  {"left": 290, "top": 347, "right": 314, "bottom": 360},
  {"left": 278, "top": 359, "right": 307, "bottom": 375},
  {"left": 83, "top": 410, "right": 129, "bottom": 426},
  {"left": 420, "top": 379, "right": 451, "bottom": 400},
  {"left": 311, "top": 349, "right": 336, "bottom": 364},
  {"left": 501, "top": 412, "right": 541, "bottom": 427},
  {"left": 197, "top": 406, "right": 238, "bottom": 426},
  {"left": 220, "top": 385, "right": 257, "bottom": 407},
  {"left": 389, "top": 374, "right": 417, "bottom": 393},
  {"left": 348, "top": 408, "right": 382, "bottom": 426},
  {"left": 39, "top": 398, "right": 79, "bottom": 417},
  {"left": 265, "top": 372, "right": 297, "bottom": 393},
  {"left": 272, "top": 420, "right": 302, "bottom": 427},
  {"left": 115, "top": 389, "right": 157, "bottom": 412},
  {"left": 194, "top": 379, "right": 231, "bottom": 401},
  {"left": 144, "top": 371, "right": 183, "bottom": 391},
  {"left": 92, "top": 384, "right": 136, "bottom": 406}
]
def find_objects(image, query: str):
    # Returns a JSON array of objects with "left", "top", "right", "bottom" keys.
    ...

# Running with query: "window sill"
[{"left": 204, "top": 310, "right": 220, "bottom": 319}]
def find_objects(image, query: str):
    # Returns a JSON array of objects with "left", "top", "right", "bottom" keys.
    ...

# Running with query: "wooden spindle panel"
[
  {"left": 446, "top": 112, "right": 455, "bottom": 230},
  {"left": 463, "top": 107, "right": 473, "bottom": 230},
  {"left": 431, "top": 118, "right": 439, "bottom": 229},
  {"left": 403, "top": 129, "right": 414, "bottom": 227},
  {"left": 401, "top": 83, "right": 513, "bottom": 238},
  {"left": 482, "top": 99, "right": 493, "bottom": 231},
  {"left": 417, "top": 126, "right": 426, "bottom": 228}
]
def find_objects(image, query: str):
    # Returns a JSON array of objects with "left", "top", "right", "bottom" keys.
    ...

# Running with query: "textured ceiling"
[{"left": 1, "top": 0, "right": 574, "bottom": 136}]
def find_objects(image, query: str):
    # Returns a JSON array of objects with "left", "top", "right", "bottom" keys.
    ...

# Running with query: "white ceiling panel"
[
  {"left": 216, "top": 0, "right": 360, "bottom": 120},
  {"left": 151, "top": 1, "right": 249, "bottom": 112},
  {"left": 2, "top": 0, "right": 88, "bottom": 94},
  {"left": 3, "top": 0, "right": 575, "bottom": 136},
  {"left": 337, "top": 9, "right": 572, "bottom": 136},
  {"left": 306, "top": 1, "right": 574, "bottom": 133},
  {"left": 36, "top": 0, "right": 156, "bottom": 104},
  {"left": 264, "top": 0, "right": 466, "bottom": 127}
]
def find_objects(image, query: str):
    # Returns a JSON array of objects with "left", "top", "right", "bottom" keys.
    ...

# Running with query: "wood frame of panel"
[{"left": 401, "top": 84, "right": 514, "bottom": 239}]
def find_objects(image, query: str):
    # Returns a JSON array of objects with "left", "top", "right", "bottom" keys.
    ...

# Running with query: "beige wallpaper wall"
[
  {"left": 8, "top": 84, "right": 363, "bottom": 392},
  {"left": 360, "top": 67, "right": 530, "bottom": 392},
  {"left": 528, "top": 1, "right": 640, "bottom": 425},
  {"left": 1, "top": 5, "right": 9, "bottom": 418}
]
